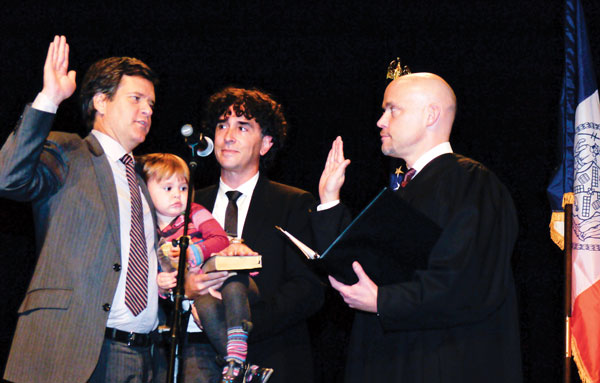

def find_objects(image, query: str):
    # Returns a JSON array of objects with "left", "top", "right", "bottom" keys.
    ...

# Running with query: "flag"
[{"left": 547, "top": 0, "right": 600, "bottom": 381}]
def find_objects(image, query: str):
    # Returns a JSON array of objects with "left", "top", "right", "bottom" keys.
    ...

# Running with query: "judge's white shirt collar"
[{"left": 410, "top": 142, "right": 453, "bottom": 176}]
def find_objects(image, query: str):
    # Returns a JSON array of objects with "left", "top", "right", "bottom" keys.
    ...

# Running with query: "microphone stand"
[{"left": 167, "top": 155, "right": 198, "bottom": 383}]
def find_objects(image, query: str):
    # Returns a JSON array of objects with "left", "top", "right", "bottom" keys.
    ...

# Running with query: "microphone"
[{"left": 180, "top": 124, "right": 214, "bottom": 157}]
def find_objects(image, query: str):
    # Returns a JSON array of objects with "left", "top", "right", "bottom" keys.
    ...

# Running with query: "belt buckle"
[{"left": 127, "top": 332, "right": 136, "bottom": 347}]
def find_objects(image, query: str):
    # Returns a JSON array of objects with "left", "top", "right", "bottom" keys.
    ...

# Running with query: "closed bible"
[{"left": 201, "top": 255, "right": 262, "bottom": 273}]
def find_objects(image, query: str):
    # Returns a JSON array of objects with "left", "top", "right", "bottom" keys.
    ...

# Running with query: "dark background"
[{"left": 0, "top": 0, "right": 598, "bottom": 382}]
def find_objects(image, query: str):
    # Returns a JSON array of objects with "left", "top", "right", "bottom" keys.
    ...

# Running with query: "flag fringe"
[
  {"left": 563, "top": 192, "right": 574, "bottom": 207},
  {"left": 550, "top": 211, "right": 565, "bottom": 250},
  {"left": 572, "top": 335, "right": 596, "bottom": 383},
  {"left": 549, "top": 193, "right": 574, "bottom": 249}
]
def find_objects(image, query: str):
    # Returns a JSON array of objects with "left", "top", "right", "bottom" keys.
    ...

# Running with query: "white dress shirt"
[
  {"left": 186, "top": 172, "right": 260, "bottom": 332},
  {"left": 93, "top": 130, "right": 159, "bottom": 333},
  {"left": 410, "top": 142, "right": 454, "bottom": 178}
]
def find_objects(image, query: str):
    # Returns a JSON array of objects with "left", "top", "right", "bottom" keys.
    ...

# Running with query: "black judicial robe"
[{"left": 344, "top": 153, "right": 522, "bottom": 383}]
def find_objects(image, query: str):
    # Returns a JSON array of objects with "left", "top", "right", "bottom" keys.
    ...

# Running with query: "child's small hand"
[
  {"left": 169, "top": 245, "right": 181, "bottom": 258},
  {"left": 157, "top": 270, "right": 177, "bottom": 294},
  {"left": 160, "top": 242, "right": 184, "bottom": 270}
]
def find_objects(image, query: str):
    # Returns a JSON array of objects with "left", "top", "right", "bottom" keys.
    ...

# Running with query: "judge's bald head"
[{"left": 376, "top": 73, "right": 456, "bottom": 167}]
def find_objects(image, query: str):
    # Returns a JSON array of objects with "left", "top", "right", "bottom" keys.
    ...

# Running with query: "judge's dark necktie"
[
  {"left": 401, "top": 168, "right": 416, "bottom": 188},
  {"left": 224, "top": 190, "right": 242, "bottom": 237},
  {"left": 120, "top": 154, "right": 148, "bottom": 316}
]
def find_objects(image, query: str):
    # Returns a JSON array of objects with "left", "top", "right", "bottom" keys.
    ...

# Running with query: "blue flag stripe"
[{"left": 547, "top": 0, "right": 597, "bottom": 212}]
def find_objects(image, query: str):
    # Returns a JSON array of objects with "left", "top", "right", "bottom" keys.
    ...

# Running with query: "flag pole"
[{"left": 564, "top": 202, "right": 573, "bottom": 383}]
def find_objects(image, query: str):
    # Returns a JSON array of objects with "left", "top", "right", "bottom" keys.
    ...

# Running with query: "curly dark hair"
[
  {"left": 80, "top": 57, "right": 158, "bottom": 131},
  {"left": 203, "top": 87, "right": 287, "bottom": 169}
]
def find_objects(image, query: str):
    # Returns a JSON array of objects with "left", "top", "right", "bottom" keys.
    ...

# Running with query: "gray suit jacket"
[{"left": 0, "top": 105, "right": 157, "bottom": 383}]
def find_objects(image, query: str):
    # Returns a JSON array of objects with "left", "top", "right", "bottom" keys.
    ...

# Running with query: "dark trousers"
[
  {"left": 88, "top": 338, "right": 154, "bottom": 383},
  {"left": 182, "top": 341, "right": 222, "bottom": 383}
]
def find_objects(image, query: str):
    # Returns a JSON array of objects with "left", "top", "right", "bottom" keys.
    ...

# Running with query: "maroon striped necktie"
[
  {"left": 120, "top": 154, "right": 148, "bottom": 316},
  {"left": 401, "top": 168, "right": 416, "bottom": 188}
]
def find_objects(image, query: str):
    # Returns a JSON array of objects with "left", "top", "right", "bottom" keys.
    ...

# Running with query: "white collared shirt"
[
  {"left": 91, "top": 130, "right": 159, "bottom": 333},
  {"left": 410, "top": 142, "right": 453, "bottom": 177},
  {"left": 212, "top": 172, "right": 260, "bottom": 238},
  {"left": 186, "top": 171, "right": 260, "bottom": 333}
]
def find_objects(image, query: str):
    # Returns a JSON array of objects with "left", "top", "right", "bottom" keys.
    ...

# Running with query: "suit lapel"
[
  {"left": 85, "top": 134, "right": 121, "bottom": 250},
  {"left": 138, "top": 172, "right": 158, "bottom": 247},
  {"left": 243, "top": 175, "right": 270, "bottom": 243},
  {"left": 197, "top": 185, "right": 218, "bottom": 211}
]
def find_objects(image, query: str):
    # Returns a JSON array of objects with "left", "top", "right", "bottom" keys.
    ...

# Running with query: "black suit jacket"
[{"left": 196, "top": 175, "right": 325, "bottom": 383}]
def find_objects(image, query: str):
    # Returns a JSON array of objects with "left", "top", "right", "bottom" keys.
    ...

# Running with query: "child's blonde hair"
[{"left": 137, "top": 153, "right": 190, "bottom": 183}]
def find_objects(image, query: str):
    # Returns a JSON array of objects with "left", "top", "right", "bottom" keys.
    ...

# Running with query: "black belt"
[
  {"left": 187, "top": 331, "right": 211, "bottom": 344},
  {"left": 105, "top": 327, "right": 155, "bottom": 347}
]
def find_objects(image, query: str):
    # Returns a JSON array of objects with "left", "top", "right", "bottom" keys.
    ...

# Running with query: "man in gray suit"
[{"left": 0, "top": 36, "right": 229, "bottom": 383}]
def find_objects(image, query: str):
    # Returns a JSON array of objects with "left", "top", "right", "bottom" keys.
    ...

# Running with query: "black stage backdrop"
[{"left": 1, "top": 1, "right": 599, "bottom": 382}]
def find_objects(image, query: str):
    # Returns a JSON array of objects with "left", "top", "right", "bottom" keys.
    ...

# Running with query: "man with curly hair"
[{"left": 184, "top": 87, "right": 324, "bottom": 383}]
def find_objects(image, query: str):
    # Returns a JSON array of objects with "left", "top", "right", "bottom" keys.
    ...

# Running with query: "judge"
[{"left": 320, "top": 72, "right": 522, "bottom": 382}]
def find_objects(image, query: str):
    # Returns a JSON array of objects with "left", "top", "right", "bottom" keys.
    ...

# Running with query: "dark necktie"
[
  {"left": 224, "top": 190, "right": 242, "bottom": 237},
  {"left": 120, "top": 154, "right": 148, "bottom": 316},
  {"left": 401, "top": 168, "right": 416, "bottom": 188}
]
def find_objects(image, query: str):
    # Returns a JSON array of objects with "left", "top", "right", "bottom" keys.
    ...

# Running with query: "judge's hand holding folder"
[{"left": 329, "top": 262, "right": 379, "bottom": 312}]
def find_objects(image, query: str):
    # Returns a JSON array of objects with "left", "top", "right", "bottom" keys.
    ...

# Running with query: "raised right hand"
[{"left": 41, "top": 35, "right": 76, "bottom": 106}]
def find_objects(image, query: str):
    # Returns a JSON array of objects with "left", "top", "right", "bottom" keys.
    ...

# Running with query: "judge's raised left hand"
[
  {"left": 329, "top": 261, "right": 378, "bottom": 313},
  {"left": 319, "top": 136, "right": 351, "bottom": 204}
]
